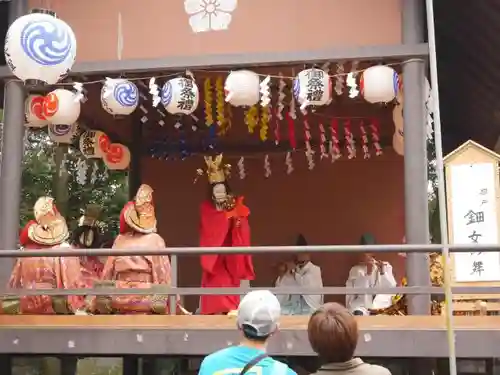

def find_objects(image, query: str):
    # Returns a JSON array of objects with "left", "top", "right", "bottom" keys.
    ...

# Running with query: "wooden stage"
[{"left": 0, "top": 315, "right": 498, "bottom": 357}]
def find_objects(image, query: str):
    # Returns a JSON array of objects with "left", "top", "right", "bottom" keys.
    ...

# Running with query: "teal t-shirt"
[{"left": 199, "top": 346, "right": 296, "bottom": 375}]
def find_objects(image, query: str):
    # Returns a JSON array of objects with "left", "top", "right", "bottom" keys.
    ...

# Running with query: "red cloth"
[
  {"left": 199, "top": 198, "right": 255, "bottom": 314},
  {"left": 19, "top": 220, "right": 37, "bottom": 247},
  {"left": 119, "top": 201, "right": 134, "bottom": 234}
]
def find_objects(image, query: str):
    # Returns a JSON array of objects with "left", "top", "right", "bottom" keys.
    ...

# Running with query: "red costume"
[{"left": 198, "top": 155, "right": 255, "bottom": 314}]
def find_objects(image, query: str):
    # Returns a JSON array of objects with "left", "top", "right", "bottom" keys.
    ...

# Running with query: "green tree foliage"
[{"left": 20, "top": 130, "right": 128, "bottom": 236}]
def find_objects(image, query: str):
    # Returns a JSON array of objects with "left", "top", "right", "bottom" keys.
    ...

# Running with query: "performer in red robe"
[{"left": 197, "top": 154, "right": 255, "bottom": 314}]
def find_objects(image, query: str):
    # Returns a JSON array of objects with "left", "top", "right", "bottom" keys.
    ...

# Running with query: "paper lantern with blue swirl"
[
  {"left": 101, "top": 78, "right": 139, "bottom": 116},
  {"left": 293, "top": 69, "right": 331, "bottom": 108},
  {"left": 5, "top": 12, "right": 77, "bottom": 84},
  {"left": 161, "top": 77, "right": 200, "bottom": 115},
  {"left": 360, "top": 66, "right": 399, "bottom": 104},
  {"left": 48, "top": 123, "right": 78, "bottom": 144}
]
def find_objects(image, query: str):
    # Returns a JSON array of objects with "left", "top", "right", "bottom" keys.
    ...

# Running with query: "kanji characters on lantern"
[
  {"left": 79, "top": 130, "right": 110, "bottom": 159},
  {"left": 161, "top": 77, "right": 200, "bottom": 115},
  {"left": 293, "top": 69, "right": 332, "bottom": 110}
]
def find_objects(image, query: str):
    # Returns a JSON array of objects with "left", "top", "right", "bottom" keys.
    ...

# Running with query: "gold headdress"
[
  {"left": 28, "top": 196, "right": 69, "bottom": 246},
  {"left": 123, "top": 184, "right": 157, "bottom": 234},
  {"left": 196, "top": 154, "right": 231, "bottom": 184}
]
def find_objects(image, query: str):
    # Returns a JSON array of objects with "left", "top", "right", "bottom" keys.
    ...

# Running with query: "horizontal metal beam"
[
  {"left": 6, "top": 243, "right": 500, "bottom": 257},
  {"left": 0, "top": 44, "right": 429, "bottom": 78},
  {"left": 3, "top": 285, "right": 500, "bottom": 297},
  {"left": 0, "top": 326, "right": 497, "bottom": 358}
]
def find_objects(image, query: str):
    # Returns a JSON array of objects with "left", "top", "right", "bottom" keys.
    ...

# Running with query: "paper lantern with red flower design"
[
  {"left": 360, "top": 66, "right": 399, "bottom": 104},
  {"left": 43, "top": 89, "right": 81, "bottom": 125},
  {"left": 103, "top": 143, "right": 131, "bottom": 170},
  {"left": 79, "top": 130, "right": 111, "bottom": 158},
  {"left": 24, "top": 94, "right": 48, "bottom": 128}
]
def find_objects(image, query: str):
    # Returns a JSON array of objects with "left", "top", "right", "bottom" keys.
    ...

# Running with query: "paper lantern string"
[
  {"left": 149, "top": 78, "right": 161, "bottom": 107},
  {"left": 359, "top": 121, "right": 371, "bottom": 159},
  {"left": 274, "top": 108, "right": 281, "bottom": 145},
  {"left": 329, "top": 119, "right": 341, "bottom": 162},
  {"left": 260, "top": 75, "right": 271, "bottom": 107},
  {"left": 260, "top": 105, "right": 270, "bottom": 142},
  {"left": 334, "top": 63, "right": 345, "bottom": 96},
  {"left": 319, "top": 123, "right": 328, "bottom": 160},
  {"left": 346, "top": 72, "right": 359, "bottom": 99},
  {"left": 245, "top": 105, "right": 259, "bottom": 134},
  {"left": 285, "top": 151, "right": 294, "bottom": 175},
  {"left": 204, "top": 78, "right": 214, "bottom": 127},
  {"left": 344, "top": 120, "right": 356, "bottom": 159},
  {"left": 264, "top": 154, "right": 272, "bottom": 178},
  {"left": 369, "top": 119, "right": 383, "bottom": 156},
  {"left": 277, "top": 73, "right": 286, "bottom": 120},
  {"left": 73, "top": 82, "right": 85, "bottom": 103},
  {"left": 286, "top": 112, "right": 297, "bottom": 150},
  {"left": 215, "top": 77, "right": 227, "bottom": 135},
  {"left": 237, "top": 157, "right": 246, "bottom": 180},
  {"left": 76, "top": 158, "right": 88, "bottom": 185}
]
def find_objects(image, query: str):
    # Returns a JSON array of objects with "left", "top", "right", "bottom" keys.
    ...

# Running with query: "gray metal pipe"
[{"left": 5, "top": 243, "right": 500, "bottom": 257}]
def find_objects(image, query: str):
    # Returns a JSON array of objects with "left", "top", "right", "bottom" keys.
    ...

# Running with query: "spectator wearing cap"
[
  {"left": 198, "top": 290, "right": 296, "bottom": 375},
  {"left": 307, "top": 303, "right": 391, "bottom": 375}
]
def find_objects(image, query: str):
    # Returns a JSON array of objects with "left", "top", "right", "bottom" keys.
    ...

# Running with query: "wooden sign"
[{"left": 444, "top": 140, "right": 500, "bottom": 300}]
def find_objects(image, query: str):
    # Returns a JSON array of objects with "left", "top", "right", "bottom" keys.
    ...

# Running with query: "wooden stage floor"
[{"left": 0, "top": 315, "right": 498, "bottom": 357}]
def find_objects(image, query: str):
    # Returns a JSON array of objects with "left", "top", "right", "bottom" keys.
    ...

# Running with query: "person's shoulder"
[
  {"left": 360, "top": 363, "right": 392, "bottom": 375},
  {"left": 267, "top": 358, "right": 297, "bottom": 375},
  {"left": 201, "top": 346, "right": 233, "bottom": 364}
]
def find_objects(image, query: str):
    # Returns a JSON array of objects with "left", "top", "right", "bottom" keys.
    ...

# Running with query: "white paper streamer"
[
  {"left": 73, "top": 82, "right": 84, "bottom": 102},
  {"left": 285, "top": 152, "right": 294, "bottom": 174},
  {"left": 264, "top": 154, "right": 271, "bottom": 178},
  {"left": 306, "top": 150, "right": 315, "bottom": 170},
  {"left": 260, "top": 75, "right": 271, "bottom": 107},
  {"left": 289, "top": 89, "right": 297, "bottom": 120},
  {"left": 277, "top": 73, "right": 286, "bottom": 120},
  {"left": 335, "top": 62, "right": 345, "bottom": 96},
  {"left": 149, "top": 77, "right": 161, "bottom": 107},
  {"left": 76, "top": 158, "right": 88, "bottom": 185},
  {"left": 90, "top": 162, "right": 99, "bottom": 184},
  {"left": 346, "top": 73, "right": 359, "bottom": 99},
  {"left": 238, "top": 157, "right": 246, "bottom": 180}
]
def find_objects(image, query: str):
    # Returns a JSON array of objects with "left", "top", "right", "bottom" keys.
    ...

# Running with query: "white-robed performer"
[
  {"left": 274, "top": 234, "right": 323, "bottom": 315},
  {"left": 345, "top": 233, "right": 397, "bottom": 316}
]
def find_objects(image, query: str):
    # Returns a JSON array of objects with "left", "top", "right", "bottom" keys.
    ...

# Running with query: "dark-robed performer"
[
  {"left": 4, "top": 197, "right": 85, "bottom": 314},
  {"left": 71, "top": 204, "right": 105, "bottom": 286},
  {"left": 196, "top": 154, "right": 255, "bottom": 315}
]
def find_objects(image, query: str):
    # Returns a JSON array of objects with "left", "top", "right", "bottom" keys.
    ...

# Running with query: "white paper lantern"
[
  {"left": 292, "top": 69, "right": 332, "bottom": 109},
  {"left": 4, "top": 12, "right": 77, "bottom": 85},
  {"left": 43, "top": 89, "right": 81, "bottom": 125},
  {"left": 24, "top": 94, "right": 48, "bottom": 128},
  {"left": 101, "top": 78, "right": 139, "bottom": 116},
  {"left": 79, "top": 130, "right": 110, "bottom": 158},
  {"left": 103, "top": 143, "right": 131, "bottom": 170},
  {"left": 224, "top": 70, "right": 260, "bottom": 107},
  {"left": 361, "top": 66, "right": 399, "bottom": 104},
  {"left": 48, "top": 123, "right": 78, "bottom": 144},
  {"left": 161, "top": 77, "right": 199, "bottom": 115}
]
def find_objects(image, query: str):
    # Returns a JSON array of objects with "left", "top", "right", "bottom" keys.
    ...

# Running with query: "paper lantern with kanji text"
[
  {"left": 360, "top": 66, "right": 399, "bottom": 104},
  {"left": 4, "top": 11, "right": 77, "bottom": 84},
  {"left": 161, "top": 77, "right": 199, "bottom": 115},
  {"left": 43, "top": 88, "right": 81, "bottom": 125},
  {"left": 103, "top": 143, "right": 131, "bottom": 170},
  {"left": 293, "top": 69, "right": 332, "bottom": 109},
  {"left": 24, "top": 94, "right": 48, "bottom": 128},
  {"left": 101, "top": 78, "right": 139, "bottom": 116},
  {"left": 224, "top": 70, "right": 260, "bottom": 107},
  {"left": 79, "top": 130, "right": 110, "bottom": 158}
]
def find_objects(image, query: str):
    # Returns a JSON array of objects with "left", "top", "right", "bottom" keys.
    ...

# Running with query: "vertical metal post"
[{"left": 401, "top": 0, "right": 431, "bottom": 315}]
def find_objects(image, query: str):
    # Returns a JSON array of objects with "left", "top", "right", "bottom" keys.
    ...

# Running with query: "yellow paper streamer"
[
  {"left": 245, "top": 105, "right": 259, "bottom": 134},
  {"left": 215, "top": 76, "right": 227, "bottom": 135},
  {"left": 225, "top": 102, "right": 233, "bottom": 134},
  {"left": 260, "top": 105, "right": 270, "bottom": 141},
  {"left": 204, "top": 78, "right": 214, "bottom": 127}
]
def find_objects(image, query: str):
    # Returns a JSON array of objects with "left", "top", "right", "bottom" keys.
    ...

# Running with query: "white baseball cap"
[{"left": 237, "top": 290, "right": 281, "bottom": 337}]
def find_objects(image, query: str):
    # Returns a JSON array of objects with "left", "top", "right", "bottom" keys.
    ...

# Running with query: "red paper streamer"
[
  {"left": 369, "top": 118, "right": 383, "bottom": 156},
  {"left": 286, "top": 112, "right": 297, "bottom": 150},
  {"left": 329, "top": 119, "right": 341, "bottom": 160},
  {"left": 274, "top": 108, "right": 281, "bottom": 145},
  {"left": 359, "top": 120, "right": 370, "bottom": 159}
]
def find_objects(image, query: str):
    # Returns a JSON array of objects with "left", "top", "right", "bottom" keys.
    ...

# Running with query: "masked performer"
[
  {"left": 71, "top": 204, "right": 105, "bottom": 287},
  {"left": 196, "top": 155, "right": 255, "bottom": 315},
  {"left": 3, "top": 197, "right": 85, "bottom": 314},
  {"left": 92, "top": 184, "right": 189, "bottom": 314}
]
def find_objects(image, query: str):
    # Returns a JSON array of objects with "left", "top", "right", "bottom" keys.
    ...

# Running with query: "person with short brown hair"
[{"left": 307, "top": 303, "right": 391, "bottom": 375}]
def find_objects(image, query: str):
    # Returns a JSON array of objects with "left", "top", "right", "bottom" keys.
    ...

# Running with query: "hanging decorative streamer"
[
  {"left": 285, "top": 151, "right": 294, "bottom": 175},
  {"left": 329, "top": 119, "right": 341, "bottom": 162},
  {"left": 238, "top": 157, "right": 246, "bottom": 180},
  {"left": 286, "top": 112, "right": 297, "bottom": 150},
  {"left": 319, "top": 123, "right": 328, "bottom": 160},
  {"left": 344, "top": 120, "right": 356, "bottom": 159},
  {"left": 277, "top": 73, "right": 286, "bottom": 120},
  {"left": 370, "top": 118, "right": 383, "bottom": 156},
  {"left": 149, "top": 78, "right": 161, "bottom": 107},
  {"left": 215, "top": 77, "right": 227, "bottom": 135},
  {"left": 274, "top": 108, "right": 281, "bottom": 145},
  {"left": 207, "top": 121, "right": 218, "bottom": 151},
  {"left": 204, "top": 78, "right": 214, "bottom": 127},
  {"left": 76, "top": 158, "right": 88, "bottom": 185},
  {"left": 346, "top": 72, "right": 359, "bottom": 99},
  {"left": 260, "top": 105, "right": 270, "bottom": 141},
  {"left": 73, "top": 82, "right": 85, "bottom": 103},
  {"left": 359, "top": 121, "right": 370, "bottom": 159},
  {"left": 303, "top": 118, "right": 315, "bottom": 170},
  {"left": 225, "top": 102, "right": 233, "bottom": 134},
  {"left": 334, "top": 62, "right": 345, "bottom": 96},
  {"left": 323, "top": 64, "right": 333, "bottom": 106},
  {"left": 264, "top": 154, "right": 272, "bottom": 178},
  {"left": 259, "top": 76, "right": 271, "bottom": 107},
  {"left": 245, "top": 105, "right": 259, "bottom": 134},
  {"left": 90, "top": 162, "right": 99, "bottom": 184},
  {"left": 102, "top": 168, "right": 109, "bottom": 180}
]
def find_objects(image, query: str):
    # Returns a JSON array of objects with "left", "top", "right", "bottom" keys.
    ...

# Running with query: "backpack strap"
[{"left": 239, "top": 353, "right": 269, "bottom": 375}]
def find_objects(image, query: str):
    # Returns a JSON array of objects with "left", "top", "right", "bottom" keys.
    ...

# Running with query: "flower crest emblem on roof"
[{"left": 184, "top": 0, "right": 238, "bottom": 33}]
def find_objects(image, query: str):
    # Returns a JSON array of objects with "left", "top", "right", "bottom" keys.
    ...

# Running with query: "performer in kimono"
[
  {"left": 274, "top": 234, "right": 323, "bottom": 315},
  {"left": 3, "top": 196, "right": 85, "bottom": 314},
  {"left": 345, "top": 233, "right": 397, "bottom": 316},
  {"left": 91, "top": 184, "right": 189, "bottom": 314},
  {"left": 71, "top": 204, "right": 105, "bottom": 287},
  {"left": 196, "top": 154, "right": 255, "bottom": 315}
]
